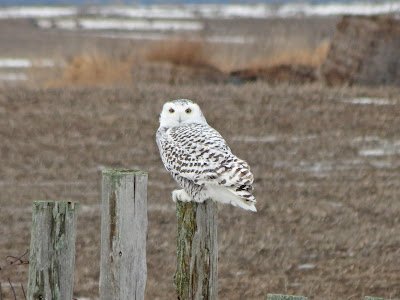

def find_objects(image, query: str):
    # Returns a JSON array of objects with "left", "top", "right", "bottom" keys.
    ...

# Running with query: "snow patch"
[
  {"left": 1, "top": 2, "right": 399, "bottom": 21},
  {"left": 298, "top": 264, "right": 315, "bottom": 270},
  {"left": 0, "top": 58, "right": 55, "bottom": 68},
  {"left": 0, "top": 72, "right": 27, "bottom": 81},
  {"left": 340, "top": 97, "right": 395, "bottom": 106},
  {"left": 36, "top": 18, "right": 203, "bottom": 32},
  {"left": 0, "top": 6, "right": 76, "bottom": 19}
]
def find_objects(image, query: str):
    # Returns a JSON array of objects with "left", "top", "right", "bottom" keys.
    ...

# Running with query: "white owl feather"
[{"left": 156, "top": 99, "right": 256, "bottom": 212}]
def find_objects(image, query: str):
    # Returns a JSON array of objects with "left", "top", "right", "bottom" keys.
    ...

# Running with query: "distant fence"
[{"left": 0, "top": 168, "right": 396, "bottom": 300}]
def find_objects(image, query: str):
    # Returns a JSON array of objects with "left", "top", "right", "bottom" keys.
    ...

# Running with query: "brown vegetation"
[
  {"left": 29, "top": 37, "right": 331, "bottom": 87},
  {"left": 230, "top": 64, "right": 317, "bottom": 84},
  {"left": 146, "top": 39, "right": 212, "bottom": 67},
  {"left": 1, "top": 84, "right": 400, "bottom": 299},
  {"left": 228, "top": 39, "right": 329, "bottom": 84},
  {"left": 46, "top": 52, "right": 134, "bottom": 88},
  {"left": 260, "top": 39, "right": 330, "bottom": 68}
]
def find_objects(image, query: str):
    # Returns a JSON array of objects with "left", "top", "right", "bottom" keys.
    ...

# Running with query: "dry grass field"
[
  {"left": 0, "top": 16, "right": 400, "bottom": 300},
  {"left": 1, "top": 83, "right": 400, "bottom": 299}
]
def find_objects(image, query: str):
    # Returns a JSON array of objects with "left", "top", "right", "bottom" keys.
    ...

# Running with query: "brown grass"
[
  {"left": 28, "top": 38, "right": 330, "bottom": 88},
  {"left": 37, "top": 40, "right": 216, "bottom": 87},
  {"left": 1, "top": 84, "right": 400, "bottom": 299},
  {"left": 46, "top": 51, "right": 134, "bottom": 88},
  {"left": 252, "top": 39, "right": 331, "bottom": 68},
  {"left": 146, "top": 39, "right": 212, "bottom": 67}
]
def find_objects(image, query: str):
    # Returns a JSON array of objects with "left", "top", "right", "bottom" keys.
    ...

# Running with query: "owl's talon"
[
  {"left": 172, "top": 189, "right": 192, "bottom": 203},
  {"left": 172, "top": 190, "right": 178, "bottom": 203}
]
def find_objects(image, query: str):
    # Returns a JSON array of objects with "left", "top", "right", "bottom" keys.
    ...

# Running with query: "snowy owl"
[{"left": 156, "top": 99, "right": 256, "bottom": 212}]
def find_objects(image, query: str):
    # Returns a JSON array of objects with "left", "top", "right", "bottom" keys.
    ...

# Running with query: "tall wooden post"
[
  {"left": 100, "top": 169, "right": 148, "bottom": 300},
  {"left": 27, "top": 201, "right": 78, "bottom": 300},
  {"left": 174, "top": 200, "right": 218, "bottom": 300}
]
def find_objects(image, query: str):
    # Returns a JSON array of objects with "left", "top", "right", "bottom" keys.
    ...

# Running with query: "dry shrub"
[
  {"left": 253, "top": 39, "right": 330, "bottom": 68},
  {"left": 46, "top": 52, "right": 133, "bottom": 87},
  {"left": 146, "top": 39, "right": 212, "bottom": 67}
]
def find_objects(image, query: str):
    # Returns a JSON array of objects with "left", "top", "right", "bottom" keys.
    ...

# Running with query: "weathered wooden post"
[
  {"left": 100, "top": 169, "right": 148, "bottom": 300},
  {"left": 174, "top": 200, "right": 218, "bottom": 300},
  {"left": 267, "top": 294, "right": 308, "bottom": 300},
  {"left": 27, "top": 200, "right": 78, "bottom": 300}
]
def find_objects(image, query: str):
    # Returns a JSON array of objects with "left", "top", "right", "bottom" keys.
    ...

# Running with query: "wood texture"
[
  {"left": 174, "top": 200, "right": 218, "bottom": 300},
  {"left": 27, "top": 201, "right": 78, "bottom": 300},
  {"left": 100, "top": 169, "right": 148, "bottom": 300}
]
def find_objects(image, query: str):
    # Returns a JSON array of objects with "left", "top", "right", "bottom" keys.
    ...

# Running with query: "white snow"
[
  {"left": 277, "top": 2, "right": 400, "bottom": 17},
  {"left": 86, "top": 4, "right": 272, "bottom": 19},
  {"left": 1, "top": 2, "right": 399, "bottom": 20},
  {"left": 0, "top": 72, "right": 27, "bottom": 81},
  {"left": 36, "top": 18, "right": 203, "bottom": 32},
  {"left": 81, "top": 19, "right": 203, "bottom": 31},
  {"left": 94, "top": 32, "right": 168, "bottom": 41},
  {"left": 212, "top": 4, "right": 272, "bottom": 19},
  {"left": 88, "top": 5, "right": 196, "bottom": 19},
  {"left": 358, "top": 148, "right": 388, "bottom": 156},
  {"left": 0, "top": 6, "right": 76, "bottom": 19},
  {"left": 0, "top": 58, "right": 55, "bottom": 68},
  {"left": 206, "top": 35, "right": 256, "bottom": 44},
  {"left": 298, "top": 264, "right": 315, "bottom": 270},
  {"left": 340, "top": 97, "right": 395, "bottom": 106}
]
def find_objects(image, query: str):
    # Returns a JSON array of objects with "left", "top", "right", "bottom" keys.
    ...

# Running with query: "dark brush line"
[
  {"left": 7, "top": 279, "right": 17, "bottom": 300},
  {"left": 6, "top": 249, "right": 29, "bottom": 265},
  {"left": 21, "top": 284, "right": 26, "bottom": 300}
]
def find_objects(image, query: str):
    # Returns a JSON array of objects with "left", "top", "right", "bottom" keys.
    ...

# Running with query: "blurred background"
[{"left": 0, "top": 0, "right": 399, "bottom": 299}]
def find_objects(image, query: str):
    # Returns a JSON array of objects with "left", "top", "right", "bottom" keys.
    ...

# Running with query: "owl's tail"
[
  {"left": 206, "top": 185, "right": 257, "bottom": 212},
  {"left": 229, "top": 188, "right": 257, "bottom": 212}
]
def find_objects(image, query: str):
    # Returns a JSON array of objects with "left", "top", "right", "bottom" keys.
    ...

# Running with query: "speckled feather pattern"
[{"left": 156, "top": 123, "right": 256, "bottom": 205}]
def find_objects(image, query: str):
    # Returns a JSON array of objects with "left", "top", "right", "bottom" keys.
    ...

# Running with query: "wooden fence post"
[
  {"left": 99, "top": 169, "right": 148, "bottom": 300},
  {"left": 174, "top": 200, "right": 218, "bottom": 300},
  {"left": 27, "top": 201, "right": 78, "bottom": 300},
  {"left": 267, "top": 294, "right": 308, "bottom": 300}
]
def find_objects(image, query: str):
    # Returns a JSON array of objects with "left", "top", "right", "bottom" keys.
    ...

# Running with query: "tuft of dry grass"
[
  {"left": 146, "top": 39, "right": 212, "bottom": 67},
  {"left": 46, "top": 52, "right": 134, "bottom": 88},
  {"left": 252, "top": 39, "right": 331, "bottom": 68}
]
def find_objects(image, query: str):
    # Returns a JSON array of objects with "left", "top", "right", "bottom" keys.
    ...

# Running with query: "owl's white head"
[{"left": 159, "top": 99, "right": 208, "bottom": 127}]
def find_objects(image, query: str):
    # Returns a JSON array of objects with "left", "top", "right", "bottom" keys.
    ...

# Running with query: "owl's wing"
[{"left": 157, "top": 124, "right": 253, "bottom": 188}]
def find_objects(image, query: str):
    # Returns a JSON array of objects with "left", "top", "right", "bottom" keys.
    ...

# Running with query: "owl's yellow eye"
[
  {"left": 169, "top": 108, "right": 175, "bottom": 113},
  {"left": 185, "top": 108, "right": 192, "bottom": 114}
]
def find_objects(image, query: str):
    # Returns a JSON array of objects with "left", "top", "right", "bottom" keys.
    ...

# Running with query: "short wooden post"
[
  {"left": 267, "top": 295, "right": 308, "bottom": 300},
  {"left": 27, "top": 201, "right": 78, "bottom": 300},
  {"left": 99, "top": 169, "right": 148, "bottom": 300},
  {"left": 174, "top": 200, "right": 218, "bottom": 300}
]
